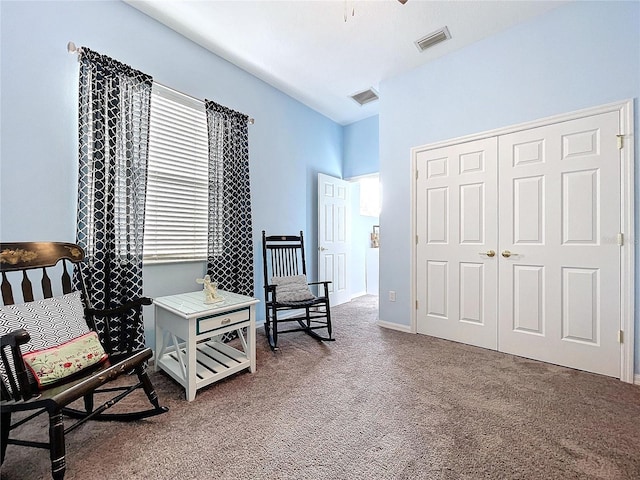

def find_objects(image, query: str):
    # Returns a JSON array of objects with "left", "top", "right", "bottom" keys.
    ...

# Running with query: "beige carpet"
[{"left": 2, "top": 295, "right": 639, "bottom": 480}]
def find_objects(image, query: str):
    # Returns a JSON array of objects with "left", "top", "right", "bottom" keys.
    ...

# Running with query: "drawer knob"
[{"left": 221, "top": 318, "right": 231, "bottom": 325}]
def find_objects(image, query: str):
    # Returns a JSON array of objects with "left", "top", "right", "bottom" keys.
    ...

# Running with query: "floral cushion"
[
  {"left": 271, "top": 275, "right": 315, "bottom": 302},
  {"left": 22, "top": 331, "right": 108, "bottom": 388}
]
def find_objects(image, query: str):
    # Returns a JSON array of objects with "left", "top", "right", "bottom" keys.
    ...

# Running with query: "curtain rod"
[{"left": 67, "top": 41, "right": 255, "bottom": 125}]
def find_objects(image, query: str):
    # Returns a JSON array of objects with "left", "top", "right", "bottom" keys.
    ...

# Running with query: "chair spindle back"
[
  {"left": 1, "top": 242, "right": 85, "bottom": 307},
  {"left": 262, "top": 231, "right": 308, "bottom": 285}
]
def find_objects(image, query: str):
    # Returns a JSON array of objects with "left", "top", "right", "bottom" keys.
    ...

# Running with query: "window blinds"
[{"left": 143, "top": 84, "right": 209, "bottom": 262}]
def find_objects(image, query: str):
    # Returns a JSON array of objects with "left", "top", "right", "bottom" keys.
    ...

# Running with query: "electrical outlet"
[{"left": 389, "top": 290, "right": 396, "bottom": 302}]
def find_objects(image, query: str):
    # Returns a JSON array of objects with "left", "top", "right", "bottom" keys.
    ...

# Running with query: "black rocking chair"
[
  {"left": 0, "top": 242, "right": 168, "bottom": 480},
  {"left": 262, "top": 231, "right": 334, "bottom": 350}
]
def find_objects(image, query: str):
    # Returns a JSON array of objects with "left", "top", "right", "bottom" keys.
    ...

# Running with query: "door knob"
[
  {"left": 319, "top": 247, "right": 327, "bottom": 251},
  {"left": 480, "top": 250, "right": 496, "bottom": 257},
  {"left": 501, "top": 250, "right": 516, "bottom": 258}
]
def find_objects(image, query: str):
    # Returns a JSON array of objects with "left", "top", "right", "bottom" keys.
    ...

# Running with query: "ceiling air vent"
[
  {"left": 351, "top": 88, "right": 379, "bottom": 106},
  {"left": 415, "top": 26, "right": 451, "bottom": 52}
]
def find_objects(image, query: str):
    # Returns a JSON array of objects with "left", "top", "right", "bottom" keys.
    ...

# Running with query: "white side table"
[{"left": 153, "top": 290, "right": 259, "bottom": 401}]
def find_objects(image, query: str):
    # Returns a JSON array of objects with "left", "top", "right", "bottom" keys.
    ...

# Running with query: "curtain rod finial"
[
  {"left": 248, "top": 117, "right": 255, "bottom": 125},
  {"left": 67, "top": 41, "right": 77, "bottom": 53}
]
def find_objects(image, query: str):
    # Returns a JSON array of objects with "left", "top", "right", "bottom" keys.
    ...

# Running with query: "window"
[
  {"left": 358, "top": 175, "right": 381, "bottom": 217},
  {"left": 143, "top": 84, "right": 209, "bottom": 262}
]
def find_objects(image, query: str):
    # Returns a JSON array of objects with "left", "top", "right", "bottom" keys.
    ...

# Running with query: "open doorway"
[{"left": 349, "top": 174, "right": 380, "bottom": 297}]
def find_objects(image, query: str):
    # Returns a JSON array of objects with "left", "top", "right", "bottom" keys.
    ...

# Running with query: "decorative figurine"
[{"left": 196, "top": 275, "right": 222, "bottom": 304}]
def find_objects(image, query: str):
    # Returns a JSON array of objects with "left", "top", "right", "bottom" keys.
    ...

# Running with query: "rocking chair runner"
[
  {"left": 0, "top": 242, "right": 168, "bottom": 480},
  {"left": 262, "top": 231, "right": 334, "bottom": 350}
]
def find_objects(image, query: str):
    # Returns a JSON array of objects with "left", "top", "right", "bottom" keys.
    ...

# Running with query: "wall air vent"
[
  {"left": 350, "top": 88, "right": 379, "bottom": 106},
  {"left": 415, "top": 26, "right": 451, "bottom": 52}
]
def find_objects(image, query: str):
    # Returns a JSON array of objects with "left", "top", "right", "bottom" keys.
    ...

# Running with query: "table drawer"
[{"left": 197, "top": 308, "right": 249, "bottom": 334}]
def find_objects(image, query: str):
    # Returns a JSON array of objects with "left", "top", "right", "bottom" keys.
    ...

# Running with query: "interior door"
[
  {"left": 415, "top": 138, "right": 498, "bottom": 349},
  {"left": 498, "top": 111, "right": 621, "bottom": 377},
  {"left": 318, "top": 173, "right": 351, "bottom": 306}
]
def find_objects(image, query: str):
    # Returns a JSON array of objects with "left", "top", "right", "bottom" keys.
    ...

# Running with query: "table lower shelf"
[{"left": 157, "top": 339, "right": 251, "bottom": 394}]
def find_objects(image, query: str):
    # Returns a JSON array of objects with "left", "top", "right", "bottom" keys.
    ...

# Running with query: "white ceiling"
[{"left": 126, "top": 0, "right": 566, "bottom": 125}]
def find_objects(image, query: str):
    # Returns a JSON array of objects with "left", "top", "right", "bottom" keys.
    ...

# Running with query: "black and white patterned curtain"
[
  {"left": 75, "top": 47, "right": 152, "bottom": 353},
  {"left": 204, "top": 101, "right": 254, "bottom": 296}
]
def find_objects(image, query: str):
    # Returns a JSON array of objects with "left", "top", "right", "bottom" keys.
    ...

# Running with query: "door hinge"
[
  {"left": 416, "top": 235, "right": 419, "bottom": 244},
  {"left": 416, "top": 170, "right": 419, "bottom": 180},
  {"left": 616, "top": 134, "right": 624, "bottom": 150},
  {"left": 416, "top": 300, "right": 419, "bottom": 309},
  {"left": 618, "top": 330, "right": 624, "bottom": 343},
  {"left": 617, "top": 232, "right": 624, "bottom": 246}
]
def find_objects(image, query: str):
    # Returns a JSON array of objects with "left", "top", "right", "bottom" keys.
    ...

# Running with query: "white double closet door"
[{"left": 416, "top": 110, "right": 622, "bottom": 377}]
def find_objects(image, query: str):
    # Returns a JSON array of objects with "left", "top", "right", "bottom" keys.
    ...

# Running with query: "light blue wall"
[
  {"left": 0, "top": 0, "right": 342, "bottom": 345},
  {"left": 379, "top": 1, "right": 640, "bottom": 373},
  {"left": 343, "top": 115, "right": 379, "bottom": 178}
]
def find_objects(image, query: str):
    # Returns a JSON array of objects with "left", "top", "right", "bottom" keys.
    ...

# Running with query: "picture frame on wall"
[{"left": 371, "top": 225, "right": 379, "bottom": 248}]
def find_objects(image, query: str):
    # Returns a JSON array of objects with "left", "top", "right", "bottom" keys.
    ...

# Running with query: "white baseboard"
[
  {"left": 634, "top": 373, "right": 640, "bottom": 386},
  {"left": 377, "top": 319, "right": 412, "bottom": 333},
  {"left": 350, "top": 291, "right": 367, "bottom": 299}
]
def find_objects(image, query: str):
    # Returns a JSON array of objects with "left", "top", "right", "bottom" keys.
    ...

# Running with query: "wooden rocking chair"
[
  {"left": 262, "top": 231, "right": 334, "bottom": 350},
  {"left": 0, "top": 242, "right": 168, "bottom": 480}
]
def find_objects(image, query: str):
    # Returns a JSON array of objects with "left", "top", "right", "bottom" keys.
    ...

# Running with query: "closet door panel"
[
  {"left": 498, "top": 111, "right": 620, "bottom": 377},
  {"left": 416, "top": 138, "right": 498, "bottom": 350}
]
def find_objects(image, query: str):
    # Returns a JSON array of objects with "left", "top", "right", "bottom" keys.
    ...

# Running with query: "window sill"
[{"left": 143, "top": 258, "right": 206, "bottom": 266}]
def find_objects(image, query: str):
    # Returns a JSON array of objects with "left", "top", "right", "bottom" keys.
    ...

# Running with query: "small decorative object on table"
[{"left": 196, "top": 274, "right": 223, "bottom": 304}]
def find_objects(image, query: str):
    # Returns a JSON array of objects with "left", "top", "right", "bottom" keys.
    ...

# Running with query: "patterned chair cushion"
[
  {"left": 22, "top": 331, "right": 108, "bottom": 388},
  {"left": 0, "top": 291, "right": 91, "bottom": 387},
  {"left": 271, "top": 275, "right": 315, "bottom": 302}
]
